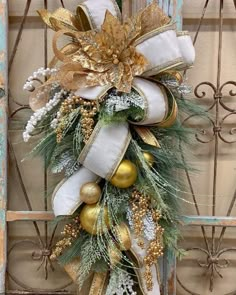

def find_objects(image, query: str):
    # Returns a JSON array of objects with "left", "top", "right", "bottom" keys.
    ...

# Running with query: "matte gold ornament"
[
  {"left": 80, "top": 204, "right": 110, "bottom": 235},
  {"left": 110, "top": 160, "right": 137, "bottom": 188},
  {"left": 114, "top": 222, "right": 132, "bottom": 251},
  {"left": 80, "top": 182, "right": 101, "bottom": 204},
  {"left": 143, "top": 152, "right": 155, "bottom": 167}
]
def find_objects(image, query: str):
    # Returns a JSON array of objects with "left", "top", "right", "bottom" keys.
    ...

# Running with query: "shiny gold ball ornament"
[
  {"left": 110, "top": 160, "right": 137, "bottom": 188},
  {"left": 80, "top": 204, "right": 110, "bottom": 235},
  {"left": 80, "top": 182, "right": 101, "bottom": 204},
  {"left": 143, "top": 152, "right": 155, "bottom": 167}
]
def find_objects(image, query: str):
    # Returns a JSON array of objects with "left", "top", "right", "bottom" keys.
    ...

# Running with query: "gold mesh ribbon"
[{"left": 89, "top": 272, "right": 108, "bottom": 295}]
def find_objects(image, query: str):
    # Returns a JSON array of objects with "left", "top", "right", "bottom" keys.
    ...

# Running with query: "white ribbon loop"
[
  {"left": 177, "top": 31, "right": 195, "bottom": 68},
  {"left": 132, "top": 77, "right": 168, "bottom": 125},
  {"left": 135, "top": 24, "right": 184, "bottom": 77},
  {"left": 79, "top": 122, "right": 131, "bottom": 180},
  {"left": 77, "top": 0, "right": 121, "bottom": 30},
  {"left": 52, "top": 167, "right": 98, "bottom": 216}
]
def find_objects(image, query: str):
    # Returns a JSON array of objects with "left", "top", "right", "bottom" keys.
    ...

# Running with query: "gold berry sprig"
[
  {"left": 130, "top": 189, "right": 164, "bottom": 291},
  {"left": 79, "top": 97, "right": 105, "bottom": 143},
  {"left": 56, "top": 95, "right": 80, "bottom": 143},
  {"left": 50, "top": 215, "right": 81, "bottom": 260}
]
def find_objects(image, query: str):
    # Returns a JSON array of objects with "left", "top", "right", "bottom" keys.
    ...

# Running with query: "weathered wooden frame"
[{"left": 0, "top": 0, "right": 7, "bottom": 293}]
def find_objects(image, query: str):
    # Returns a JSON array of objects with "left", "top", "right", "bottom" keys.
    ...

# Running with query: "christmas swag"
[{"left": 23, "top": 0, "right": 197, "bottom": 294}]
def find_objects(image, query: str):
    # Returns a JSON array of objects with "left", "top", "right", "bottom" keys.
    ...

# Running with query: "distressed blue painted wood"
[
  {"left": 181, "top": 215, "right": 236, "bottom": 227},
  {"left": 0, "top": 0, "right": 7, "bottom": 293}
]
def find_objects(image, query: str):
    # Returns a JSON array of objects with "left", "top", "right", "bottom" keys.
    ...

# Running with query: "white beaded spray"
[
  {"left": 23, "top": 67, "right": 58, "bottom": 92},
  {"left": 23, "top": 89, "right": 67, "bottom": 142}
]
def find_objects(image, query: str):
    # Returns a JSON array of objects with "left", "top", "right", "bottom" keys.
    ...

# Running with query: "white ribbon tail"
[
  {"left": 79, "top": 122, "right": 131, "bottom": 179},
  {"left": 52, "top": 167, "right": 99, "bottom": 216}
]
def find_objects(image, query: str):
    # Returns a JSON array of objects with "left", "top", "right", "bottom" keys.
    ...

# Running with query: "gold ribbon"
[
  {"left": 38, "top": 2, "right": 171, "bottom": 93},
  {"left": 64, "top": 258, "right": 108, "bottom": 294},
  {"left": 89, "top": 272, "right": 108, "bottom": 295},
  {"left": 63, "top": 258, "right": 81, "bottom": 282},
  {"left": 114, "top": 222, "right": 132, "bottom": 251},
  {"left": 156, "top": 83, "right": 178, "bottom": 128},
  {"left": 134, "top": 126, "right": 161, "bottom": 148}
]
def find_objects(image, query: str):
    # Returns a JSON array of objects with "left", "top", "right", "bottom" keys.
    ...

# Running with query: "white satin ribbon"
[
  {"left": 77, "top": 0, "right": 121, "bottom": 30},
  {"left": 75, "top": 85, "right": 111, "bottom": 100},
  {"left": 135, "top": 24, "right": 184, "bottom": 77},
  {"left": 177, "top": 31, "right": 195, "bottom": 68},
  {"left": 132, "top": 77, "right": 168, "bottom": 125},
  {"left": 52, "top": 167, "right": 99, "bottom": 216},
  {"left": 79, "top": 122, "right": 131, "bottom": 179}
]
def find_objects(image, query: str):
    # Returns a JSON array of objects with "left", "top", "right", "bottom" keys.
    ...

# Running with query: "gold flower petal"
[{"left": 101, "top": 10, "right": 125, "bottom": 49}]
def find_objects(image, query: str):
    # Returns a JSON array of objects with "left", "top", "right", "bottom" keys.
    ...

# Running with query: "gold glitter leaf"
[{"left": 139, "top": 2, "right": 170, "bottom": 36}]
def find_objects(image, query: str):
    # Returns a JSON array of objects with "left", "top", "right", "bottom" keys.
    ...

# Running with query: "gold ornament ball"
[
  {"left": 80, "top": 182, "right": 101, "bottom": 204},
  {"left": 143, "top": 152, "right": 155, "bottom": 167},
  {"left": 110, "top": 160, "right": 137, "bottom": 188},
  {"left": 80, "top": 204, "right": 110, "bottom": 235}
]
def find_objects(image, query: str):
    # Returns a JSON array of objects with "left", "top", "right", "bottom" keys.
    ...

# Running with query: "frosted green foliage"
[
  {"left": 100, "top": 90, "right": 145, "bottom": 124},
  {"left": 51, "top": 150, "right": 79, "bottom": 176}
]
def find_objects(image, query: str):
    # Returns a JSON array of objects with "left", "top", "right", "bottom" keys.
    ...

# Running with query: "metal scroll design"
[
  {"left": 177, "top": 0, "right": 236, "bottom": 294},
  {"left": 8, "top": 0, "right": 74, "bottom": 293}
]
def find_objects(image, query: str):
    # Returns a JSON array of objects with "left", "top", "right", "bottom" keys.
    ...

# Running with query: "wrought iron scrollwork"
[{"left": 177, "top": 0, "right": 236, "bottom": 294}]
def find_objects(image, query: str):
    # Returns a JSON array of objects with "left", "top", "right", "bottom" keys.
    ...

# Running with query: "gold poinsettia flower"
[
  {"left": 58, "top": 11, "right": 148, "bottom": 93},
  {"left": 40, "top": 2, "right": 170, "bottom": 93}
]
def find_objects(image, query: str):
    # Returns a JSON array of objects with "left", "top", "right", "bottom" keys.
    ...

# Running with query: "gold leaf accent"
[
  {"left": 134, "top": 126, "right": 161, "bottom": 148},
  {"left": 37, "top": 8, "right": 81, "bottom": 32}
]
